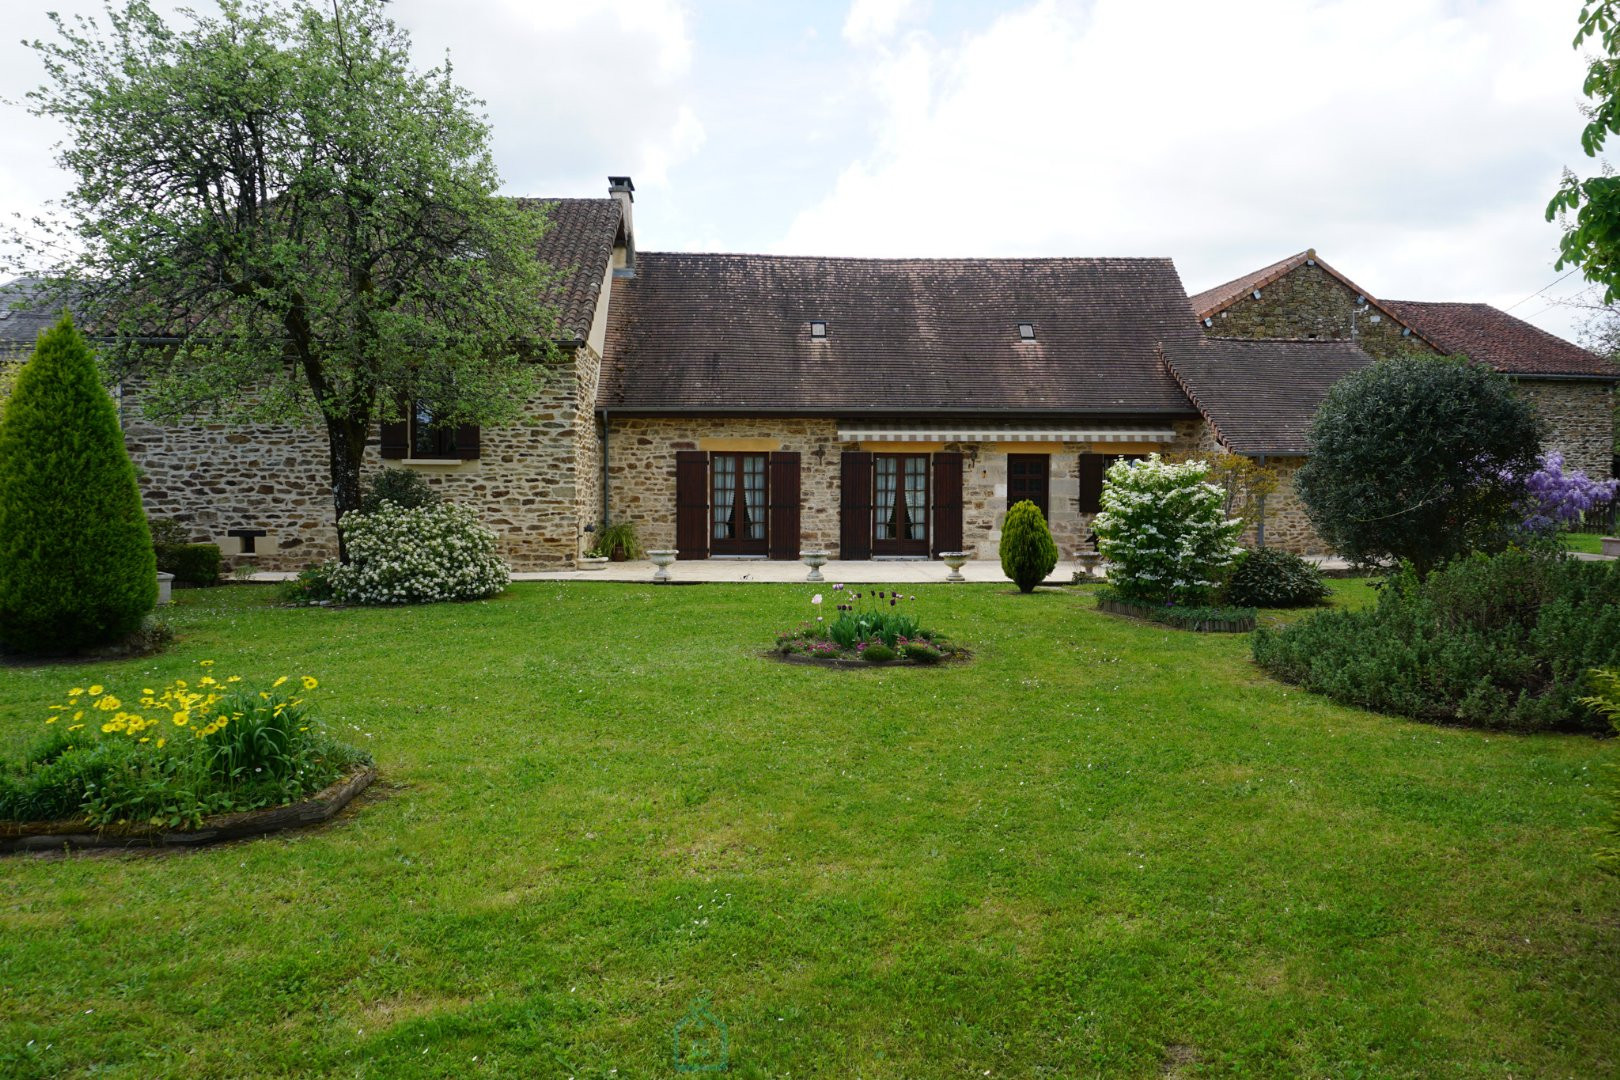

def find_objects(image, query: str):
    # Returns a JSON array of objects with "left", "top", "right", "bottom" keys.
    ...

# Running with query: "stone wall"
[
  {"left": 1202, "top": 262, "right": 1435, "bottom": 360},
  {"left": 1518, "top": 379, "right": 1616, "bottom": 479},
  {"left": 604, "top": 417, "right": 1207, "bottom": 560},
  {"left": 120, "top": 346, "right": 601, "bottom": 573}
]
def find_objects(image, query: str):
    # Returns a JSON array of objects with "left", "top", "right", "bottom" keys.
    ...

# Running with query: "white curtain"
[
  {"left": 712, "top": 455, "right": 736, "bottom": 539},
  {"left": 904, "top": 457, "right": 927, "bottom": 540},
  {"left": 742, "top": 455, "right": 766, "bottom": 540},
  {"left": 874, "top": 456, "right": 898, "bottom": 540}
]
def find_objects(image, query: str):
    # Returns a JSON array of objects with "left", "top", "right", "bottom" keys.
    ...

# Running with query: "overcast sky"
[{"left": 1, "top": 0, "right": 1610, "bottom": 343}]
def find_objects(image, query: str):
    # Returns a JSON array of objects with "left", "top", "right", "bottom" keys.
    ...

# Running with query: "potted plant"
[
  {"left": 596, "top": 521, "right": 643, "bottom": 562},
  {"left": 577, "top": 547, "right": 609, "bottom": 571}
]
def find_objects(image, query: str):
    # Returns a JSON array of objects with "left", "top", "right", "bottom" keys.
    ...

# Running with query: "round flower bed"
[{"left": 771, "top": 586, "right": 964, "bottom": 666}]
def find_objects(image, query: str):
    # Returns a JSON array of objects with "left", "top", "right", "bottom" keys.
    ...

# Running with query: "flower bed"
[
  {"left": 1095, "top": 589, "right": 1256, "bottom": 633},
  {"left": 0, "top": 661, "right": 372, "bottom": 838},
  {"left": 772, "top": 587, "right": 963, "bottom": 665}
]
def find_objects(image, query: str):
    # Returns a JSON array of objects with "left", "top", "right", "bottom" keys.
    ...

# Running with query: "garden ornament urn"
[
  {"left": 801, "top": 550, "right": 830, "bottom": 581},
  {"left": 648, "top": 549, "right": 678, "bottom": 583},
  {"left": 939, "top": 551, "right": 970, "bottom": 582},
  {"left": 156, "top": 571, "right": 174, "bottom": 605},
  {"left": 1075, "top": 547, "right": 1103, "bottom": 580},
  {"left": 576, "top": 555, "right": 608, "bottom": 571}
]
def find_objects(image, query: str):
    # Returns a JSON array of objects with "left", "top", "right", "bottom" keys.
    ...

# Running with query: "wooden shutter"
[
  {"left": 675, "top": 450, "right": 709, "bottom": 560},
  {"left": 931, "top": 452, "right": 963, "bottom": 556},
  {"left": 839, "top": 451, "right": 872, "bottom": 560},
  {"left": 768, "top": 452, "right": 801, "bottom": 560},
  {"left": 454, "top": 425, "right": 480, "bottom": 460},
  {"left": 1078, "top": 453, "right": 1107, "bottom": 514},
  {"left": 379, "top": 419, "right": 408, "bottom": 459}
]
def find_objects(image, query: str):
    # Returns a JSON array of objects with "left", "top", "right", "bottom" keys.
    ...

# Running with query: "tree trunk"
[{"left": 325, "top": 414, "right": 370, "bottom": 563}]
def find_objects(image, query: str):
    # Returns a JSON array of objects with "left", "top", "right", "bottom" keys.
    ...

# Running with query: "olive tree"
[
  {"left": 1294, "top": 356, "right": 1543, "bottom": 576},
  {"left": 17, "top": 0, "right": 559, "bottom": 554}
]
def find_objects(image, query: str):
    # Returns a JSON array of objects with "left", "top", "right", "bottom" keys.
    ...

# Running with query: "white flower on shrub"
[
  {"left": 1092, "top": 454, "right": 1244, "bottom": 606},
  {"left": 327, "top": 502, "right": 510, "bottom": 605}
]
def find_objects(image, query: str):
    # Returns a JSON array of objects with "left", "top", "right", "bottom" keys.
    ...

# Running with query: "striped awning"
[{"left": 837, "top": 424, "right": 1176, "bottom": 444}]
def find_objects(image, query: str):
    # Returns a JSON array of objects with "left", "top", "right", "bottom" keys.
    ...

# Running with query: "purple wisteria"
[{"left": 1514, "top": 452, "right": 1618, "bottom": 533}]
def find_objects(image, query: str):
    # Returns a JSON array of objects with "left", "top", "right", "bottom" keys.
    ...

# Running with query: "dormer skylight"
[
  {"left": 1017, "top": 322, "right": 1036, "bottom": 341},
  {"left": 809, "top": 319, "right": 827, "bottom": 339}
]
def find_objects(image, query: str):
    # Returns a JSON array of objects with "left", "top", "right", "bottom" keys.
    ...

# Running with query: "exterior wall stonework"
[
  {"left": 1203, "top": 263, "right": 1434, "bottom": 360},
  {"left": 605, "top": 416, "right": 1206, "bottom": 560},
  {"left": 120, "top": 347, "right": 601, "bottom": 573},
  {"left": 1518, "top": 380, "right": 1616, "bottom": 479}
]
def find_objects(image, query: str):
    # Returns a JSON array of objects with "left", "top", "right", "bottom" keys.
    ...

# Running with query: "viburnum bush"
[
  {"left": 1092, "top": 454, "right": 1244, "bottom": 605},
  {"left": 328, "top": 502, "right": 509, "bottom": 605},
  {"left": 1512, "top": 451, "right": 1617, "bottom": 534}
]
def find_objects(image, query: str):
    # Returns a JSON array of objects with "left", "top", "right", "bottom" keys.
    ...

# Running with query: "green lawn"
[
  {"left": 1563, "top": 531, "right": 1606, "bottom": 555},
  {"left": 1, "top": 582, "right": 1615, "bottom": 1078}
]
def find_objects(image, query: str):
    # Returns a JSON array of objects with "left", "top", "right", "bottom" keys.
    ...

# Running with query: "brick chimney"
[{"left": 608, "top": 176, "right": 635, "bottom": 278}]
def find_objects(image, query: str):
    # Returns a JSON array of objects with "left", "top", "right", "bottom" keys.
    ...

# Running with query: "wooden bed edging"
[
  {"left": 1096, "top": 597, "right": 1256, "bottom": 634},
  {"left": 0, "top": 765, "right": 376, "bottom": 854}
]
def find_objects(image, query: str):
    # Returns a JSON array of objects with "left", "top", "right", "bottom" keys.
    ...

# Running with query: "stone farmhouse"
[{"left": 1, "top": 178, "right": 1615, "bottom": 571}]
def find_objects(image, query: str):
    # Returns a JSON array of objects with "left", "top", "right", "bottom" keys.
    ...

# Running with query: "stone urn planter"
[
  {"left": 576, "top": 555, "right": 609, "bottom": 571},
  {"left": 156, "top": 571, "right": 175, "bottom": 605},
  {"left": 1603, "top": 536, "right": 1620, "bottom": 558},
  {"left": 939, "top": 551, "right": 970, "bottom": 582},
  {"left": 648, "top": 549, "right": 678, "bottom": 583},
  {"left": 1074, "top": 547, "right": 1103, "bottom": 580},
  {"left": 801, "top": 550, "right": 830, "bottom": 581}
]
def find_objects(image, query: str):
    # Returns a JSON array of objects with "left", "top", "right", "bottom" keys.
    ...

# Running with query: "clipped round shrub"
[
  {"left": 1224, "top": 548, "right": 1329, "bottom": 608},
  {"left": 901, "top": 640, "right": 943, "bottom": 664},
  {"left": 860, "top": 642, "right": 896, "bottom": 663},
  {"left": 328, "top": 501, "right": 508, "bottom": 604},
  {"left": 359, "top": 466, "right": 443, "bottom": 514},
  {"left": 155, "top": 542, "right": 222, "bottom": 586},
  {"left": 0, "top": 314, "right": 156, "bottom": 654},
  {"left": 1093, "top": 454, "right": 1244, "bottom": 606},
  {"left": 1000, "top": 499, "right": 1059, "bottom": 593}
]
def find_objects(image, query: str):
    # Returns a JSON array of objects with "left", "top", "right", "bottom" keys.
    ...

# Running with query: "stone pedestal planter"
[
  {"left": 156, "top": 571, "right": 174, "bottom": 605},
  {"left": 940, "top": 551, "right": 970, "bottom": 582},
  {"left": 1074, "top": 548, "right": 1103, "bottom": 580},
  {"left": 801, "top": 550, "right": 830, "bottom": 581},
  {"left": 576, "top": 555, "right": 608, "bottom": 571},
  {"left": 648, "top": 549, "right": 678, "bottom": 583},
  {"left": 1603, "top": 536, "right": 1620, "bottom": 558}
]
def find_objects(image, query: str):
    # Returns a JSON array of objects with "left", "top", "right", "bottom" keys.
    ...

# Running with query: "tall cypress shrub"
[
  {"left": 1000, "top": 500, "right": 1059, "bottom": 593},
  {"left": 0, "top": 314, "right": 156, "bottom": 653}
]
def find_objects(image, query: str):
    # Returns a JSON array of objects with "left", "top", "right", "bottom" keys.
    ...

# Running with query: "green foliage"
[
  {"left": 329, "top": 502, "right": 509, "bottom": 604},
  {"left": 1096, "top": 587, "right": 1256, "bottom": 632},
  {"left": 824, "top": 589, "right": 924, "bottom": 648},
  {"left": 277, "top": 563, "right": 339, "bottom": 605},
  {"left": 999, "top": 499, "right": 1059, "bottom": 593},
  {"left": 594, "top": 521, "right": 643, "bottom": 560},
  {"left": 1223, "top": 548, "right": 1330, "bottom": 608},
  {"left": 1253, "top": 550, "right": 1620, "bottom": 732},
  {"left": 154, "top": 542, "right": 221, "bottom": 586},
  {"left": 1093, "top": 454, "right": 1244, "bottom": 605},
  {"left": 901, "top": 640, "right": 944, "bottom": 664},
  {"left": 1580, "top": 668, "right": 1620, "bottom": 874},
  {"left": 860, "top": 643, "right": 896, "bottom": 663},
  {"left": 1294, "top": 356, "right": 1544, "bottom": 577},
  {"left": 146, "top": 517, "right": 193, "bottom": 546},
  {"left": 359, "top": 468, "right": 443, "bottom": 514},
  {"left": 0, "top": 315, "right": 155, "bottom": 654},
  {"left": 21, "top": 0, "right": 562, "bottom": 526},
  {"left": 1547, "top": 3, "right": 1620, "bottom": 303}
]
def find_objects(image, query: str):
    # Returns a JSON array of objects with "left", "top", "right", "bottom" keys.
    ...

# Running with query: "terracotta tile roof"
[
  {"left": 1164, "top": 338, "right": 1376, "bottom": 455},
  {"left": 1380, "top": 299, "right": 1619, "bottom": 379},
  {"left": 523, "top": 197, "right": 624, "bottom": 342},
  {"left": 601, "top": 253, "right": 1204, "bottom": 415}
]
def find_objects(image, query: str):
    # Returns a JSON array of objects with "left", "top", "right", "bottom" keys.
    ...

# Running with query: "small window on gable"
[
  {"left": 1017, "top": 322, "right": 1036, "bottom": 341},
  {"left": 809, "top": 320, "right": 827, "bottom": 339}
]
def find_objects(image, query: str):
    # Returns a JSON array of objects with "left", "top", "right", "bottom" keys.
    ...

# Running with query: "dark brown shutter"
[
  {"left": 675, "top": 450, "right": 709, "bottom": 560},
  {"left": 768, "top": 451, "right": 801, "bottom": 560},
  {"left": 455, "top": 425, "right": 480, "bottom": 460},
  {"left": 839, "top": 451, "right": 872, "bottom": 560},
  {"left": 1078, "top": 453, "right": 1106, "bottom": 514},
  {"left": 931, "top": 452, "right": 963, "bottom": 556},
  {"left": 380, "top": 419, "right": 408, "bottom": 459}
]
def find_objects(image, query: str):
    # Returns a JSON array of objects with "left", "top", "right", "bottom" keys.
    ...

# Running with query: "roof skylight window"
[
  {"left": 1017, "top": 322, "right": 1036, "bottom": 341},
  {"left": 809, "top": 320, "right": 827, "bottom": 338}
]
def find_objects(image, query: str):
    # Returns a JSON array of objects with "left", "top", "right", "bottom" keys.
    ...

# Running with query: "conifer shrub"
[
  {"left": 999, "top": 499, "right": 1059, "bottom": 593},
  {"left": 1252, "top": 550, "right": 1620, "bottom": 732},
  {"left": 1223, "top": 548, "right": 1330, "bottom": 608},
  {"left": 0, "top": 315, "right": 156, "bottom": 654}
]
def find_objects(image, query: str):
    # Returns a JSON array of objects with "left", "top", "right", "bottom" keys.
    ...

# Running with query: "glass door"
[
  {"left": 710, "top": 453, "right": 769, "bottom": 555},
  {"left": 872, "top": 454, "right": 930, "bottom": 556}
]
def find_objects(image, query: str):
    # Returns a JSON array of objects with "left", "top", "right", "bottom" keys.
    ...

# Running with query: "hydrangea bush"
[
  {"left": 1092, "top": 454, "right": 1244, "bottom": 606},
  {"left": 329, "top": 502, "right": 509, "bottom": 605}
]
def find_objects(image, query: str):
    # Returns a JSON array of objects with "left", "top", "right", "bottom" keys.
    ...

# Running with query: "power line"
[{"left": 1501, "top": 267, "right": 1581, "bottom": 312}]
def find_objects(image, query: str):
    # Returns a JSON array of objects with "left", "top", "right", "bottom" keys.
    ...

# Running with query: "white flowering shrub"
[
  {"left": 329, "top": 502, "right": 509, "bottom": 605},
  {"left": 1092, "top": 454, "right": 1244, "bottom": 605}
]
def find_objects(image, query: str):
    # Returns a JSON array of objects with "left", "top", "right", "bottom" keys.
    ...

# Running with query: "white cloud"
[
  {"left": 843, "top": 0, "right": 927, "bottom": 48},
  {"left": 782, "top": 0, "right": 1599, "bottom": 340}
]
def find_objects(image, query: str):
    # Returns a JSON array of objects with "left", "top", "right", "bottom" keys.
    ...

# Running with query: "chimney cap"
[{"left": 608, "top": 176, "right": 635, "bottom": 197}]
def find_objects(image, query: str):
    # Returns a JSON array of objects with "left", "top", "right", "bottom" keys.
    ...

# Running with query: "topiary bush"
[
  {"left": 1223, "top": 548, "right": 1329, "bottom": 608},
  {"left": 1252, "top": 550, "right": 1620, "bottom": 732},
  {"left": 359, "top": 466, "right": 443, "bottom": 514},
  {"left": 0, "top": 314, "right": 156, "bottom": 654},
  {"left": 154, "top": 542, "right": 222, "bottom": 586},
  {"left": 1093, "top": 454, "right": 1244, "bottom": 606},
  {"left": 999, "top": 499, "right": 1059, "bottom": 593},
  {"left": 328, "top": 501, "right": 508, "bottom": 604}
]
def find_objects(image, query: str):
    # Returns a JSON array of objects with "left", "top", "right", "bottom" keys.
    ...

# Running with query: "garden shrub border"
[
  {"left": 0, "top": 764, "right": 374, "bottom": 853},
  {"left": 767, "top": 647, "right": 971, "bottom": 669},
  {"left": 1096, "top": 592, "right": 1256, "bottom": 633}
]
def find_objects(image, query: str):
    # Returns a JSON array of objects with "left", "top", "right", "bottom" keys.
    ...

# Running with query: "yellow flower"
[
  {"left": 139, "top": 737, "right": 150, "bottom": 744},
  {"left": 73, "top": 711, "right": 83, "bottom": 722},
  {"left": 226, "top": 676, "right": 242, "bottom": 683},
  {"left": 95, "top": 695, "right": 122, "bottom": 712},
  {"left": 67, "top": 724, "right": 84, "bottom": 732},
  {"left": 68, "top": 687, "right": 84, "bottom": 697},
  {"left": 301, "top": 676, "right": 319, "bottom": 691},
  {"left": 272, "top": 676, "right": 289, "bottom": 689},
  {"left": 172, "top": 711, "right": 190, "bottom": 727},
  {"left": 45, "top": 716, "right": 57, "bottom": 724},
  {"left": 101, "top": 722, "right": 117, "bottom": 733},
  {"left": 88, "top": 685, "right": 104, "bottom": 696},
  {"left": 199, "top": 660, "right": 215, "bottom": 667},
  {"left": 156, "top": 738, "right": 166, "bottom": 749}
]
